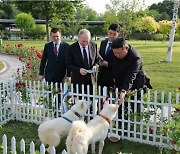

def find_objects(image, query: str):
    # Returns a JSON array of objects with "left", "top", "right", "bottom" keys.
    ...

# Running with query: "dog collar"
[
  {"left": 99, "top": 114, "right": 110, "bottom": 123},
  {"left": 62, "top": 116, "right": 73, "bottom": 123},
  {"left": 72, "top": 111, "right": 82, "bottom": 118}
]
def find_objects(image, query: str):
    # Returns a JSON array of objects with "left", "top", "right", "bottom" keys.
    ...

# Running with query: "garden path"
[{"left": 0, "top": 53, "right": 23, "bottom": 83}]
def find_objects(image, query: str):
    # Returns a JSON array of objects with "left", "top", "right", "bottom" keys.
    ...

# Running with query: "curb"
[{"left": 0, "top": 60, "right": 7, "bottom": 75}]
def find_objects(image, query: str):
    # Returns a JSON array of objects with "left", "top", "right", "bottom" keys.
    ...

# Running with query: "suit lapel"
[
  {"left": 102, "top": 40, "right": 108, "bottom": 58},
  {"left": 76, "top": 42, "right": 84, "bottom": 66},
  {"left": 88, "top": 42, "right": 95, "bottom": 66}
]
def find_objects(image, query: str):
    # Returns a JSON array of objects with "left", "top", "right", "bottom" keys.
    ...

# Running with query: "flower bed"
[{"left": 2, "top": 43, "right": 43, "bottom": 81}]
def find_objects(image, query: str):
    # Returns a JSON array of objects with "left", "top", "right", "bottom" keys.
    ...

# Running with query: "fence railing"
[{"left": 0, "top": 80, "right": 179, "bottom": 153}]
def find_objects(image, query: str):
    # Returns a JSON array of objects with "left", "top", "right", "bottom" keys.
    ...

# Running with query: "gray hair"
[{"left": 78, "top": 29, "right": 91, "bottom": 39}]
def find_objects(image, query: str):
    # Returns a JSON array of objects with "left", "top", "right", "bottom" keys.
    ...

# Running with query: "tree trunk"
[{"left": 46, "top": 18, "right": 50, "bottom": 42}]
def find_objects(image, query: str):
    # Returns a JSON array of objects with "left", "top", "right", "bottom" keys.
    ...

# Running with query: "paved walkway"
[{"left": 0, "top": 54, "right": 23, "bottom": 83}]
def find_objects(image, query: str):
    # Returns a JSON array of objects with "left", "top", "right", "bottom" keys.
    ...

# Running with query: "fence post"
[
  {"left": 3, "top": 134, "right": 7, "bottom": 154},
  {"left": 30, "top": 141, "right": 35, "bottom": 154},
  {"left": 51, "top": 147, "right": 56, "bottom": 154},
  {"left": 62, "top": 149, "right": 67, "bottom": 154},
  {"left": 40, "top": 144, "right": 46, "bottom": 154},
  {"left": 20, "top": 139, "right": 25, "bottom": 154},
  {"left": 61, "top": 82, "right": 68, "bottom": 114},
  {"left": 11, "top": 136, "right": 16, "bottom": 154},
  {"left": 10, "top": 80, "right": 15, "bottom": 120}
]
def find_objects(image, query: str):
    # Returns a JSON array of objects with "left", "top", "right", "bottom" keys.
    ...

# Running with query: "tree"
[
  {"left": 149, "top": 0, "right": 180, "bottom": 20},
  {"left": 158, "top": 20, "right": 172, "bottom": 40},
  {"left": 138, "top": 16, "right": 159, "bottom": 43},
  {"left": 104, "top": 0, "right": 146, "bottom": 38},
  {"left": 15, "top": 13, "right": 36, "bottom": 39},
  {"left": 14, "top": 1, "right": 83, "bottom": 42}
]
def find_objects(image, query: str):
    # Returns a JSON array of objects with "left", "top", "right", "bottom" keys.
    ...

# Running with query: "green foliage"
[
  {"left": 176, "top": 21, "right": 180, "bottom": 37},
  {"left": 15, "top": 12, "right": 36, "bottom": 32},
  {"left": 149, "top": 0, "right": 177, "bottom": 20},
  {"left": 25, "top": 25, "right": 46, "bottom": 39},
  {"left": 138, "top": 16, "right": 159, "bottom": 34},
  {"left": 158, "top": 20, "right": 172, "bottom": 40},
  {"left": 15, "top": 1, "right": 83, "bottom": 41},
  {"left": 104, "top": 0, "right": 146, "bottom": 38},
  {"left": 162, "top": 103, "right": 180, "bottom": 152}
]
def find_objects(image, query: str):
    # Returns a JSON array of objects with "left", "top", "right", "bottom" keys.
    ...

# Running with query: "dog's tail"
[{"left": 66, "top": 120, "right": 89, "bottom": 154}]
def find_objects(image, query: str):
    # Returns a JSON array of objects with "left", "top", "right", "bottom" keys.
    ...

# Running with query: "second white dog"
[
  {"left": 38, "top": 99, "right": 91, "bottom": 153},
  {"left": 66, "top": 101, "right": 119, "bottom": 154}
]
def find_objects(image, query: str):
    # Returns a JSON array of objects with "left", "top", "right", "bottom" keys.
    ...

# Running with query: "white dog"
[
  {"left": 66, "top": 101, "right": 119, "bottom": 154},
  {"left": 38, "top": 100, "right": 91, "bottom": 153}
]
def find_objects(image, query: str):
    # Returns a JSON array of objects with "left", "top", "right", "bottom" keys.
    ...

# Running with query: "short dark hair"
[
  {"left": 108, "top": 24, "right": 120, "bottom": 32},
  {"left": 51, "top": 27, "right": 61, "bottom": 33},
  {"left": 112, "top": 37, "right": 125, "bottom": 49}
]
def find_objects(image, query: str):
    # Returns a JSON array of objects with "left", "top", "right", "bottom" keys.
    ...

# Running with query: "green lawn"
[
  {"left": 2, "top": 40, "right": 180, "bottom": 93},
  {"left": 0, "top": 60, "right": 4, "bottom": 71},
  {"left": 0, "top": 121, "right": 174, "bottom": 154}
]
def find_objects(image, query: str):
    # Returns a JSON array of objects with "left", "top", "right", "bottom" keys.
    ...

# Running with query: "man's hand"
[
  {"left": 99, "top": 60, "right": 108, "bottom": 67},
  {"left": 118, "top": 90, "right": 126, "bottom": 105},
  {"left": 92, "top": 64, "right": 99, "bottom": 71},
  {"left": 39, "top": 75, "right": 44, "bottom": 81},
  {"left": 80, "top": 68, "right": 88, "bottom": 75},
  {"left": 65, "top": 77, "right": 71, "bottom": 83}
]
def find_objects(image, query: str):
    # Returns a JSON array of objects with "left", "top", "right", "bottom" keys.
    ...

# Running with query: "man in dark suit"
[
  {"left": 66, "top": 29, "right": 98, "bottom": 94},
  {"left": 112, "top": 37, "right": 152, "bottom": 114},
  {"left": 39, "top": 27, "right": 70, "bottom": 84},
  {"left": 97, "top": 24, "right": 120, "bottom": 94}
]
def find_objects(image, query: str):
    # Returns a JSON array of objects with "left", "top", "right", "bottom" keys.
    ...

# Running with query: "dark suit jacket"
[
  {"left": 39, "top": 41, "right": 69, "bottom": 83},
  {"left": 66, "top": 41, "right": 98, "bottom": 86},
  {"left": 113, "top": 45, "right": 152, "bottom": 91},
  {"left": 97, "top": 39, "right": 114, "bottom": 88}
]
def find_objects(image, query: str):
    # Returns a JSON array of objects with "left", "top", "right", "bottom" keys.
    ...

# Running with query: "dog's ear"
[{"left": 81, "top": 102, "right": 84, "bottom": 109}]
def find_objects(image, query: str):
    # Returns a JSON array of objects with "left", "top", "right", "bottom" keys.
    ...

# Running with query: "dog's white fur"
[
  {"left": 66, "top": 101, "right": 119, "bottom": 154},
  {"left": 38, "top": 100, "right": 91, "bottom": 153}
]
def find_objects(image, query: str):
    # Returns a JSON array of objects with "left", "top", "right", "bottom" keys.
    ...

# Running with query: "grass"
[
  {"left": 0, "top": 60, "right": 4, "bottom": 71},
  {"left": 0, "top": 121, "right": 175, "bottom": 154},
  {"left": 3, "top": 39, "right": 180, "bottom": 93}
]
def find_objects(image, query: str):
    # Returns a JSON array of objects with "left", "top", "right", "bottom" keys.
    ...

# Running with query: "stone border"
[{"left": 0, "top": 59, "right": 10, "bottom": 75}]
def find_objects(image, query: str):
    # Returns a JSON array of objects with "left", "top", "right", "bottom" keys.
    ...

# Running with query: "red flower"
[
  {"left": 19, "top": 57, "right": 23, "bottom": 61},
  {"left": 21, "top": 82, "right": 26, "bottom": 87},
  {"left": 171, "top": 140, "right": 176, "bottom": 144},
  {"left": 15, "top": 82, "right": 20, "bottom": 87},
  {"left": 18, "top": 88, "right": 23, "bottom": 93},
  {"left": 67, "top": 95, "right": 71, "bottom": 100},
  {"left": 17, "top": 43, "right": 23, "bottom": 48},
  {"left": 30, "top": 74, "right": 33, "bottom": 78},
  {"left": 26, "top": 62, "right": 31, "bottom": 68},
  {"left": 37, "top": 53, "right": 42, "bottom": 59}
]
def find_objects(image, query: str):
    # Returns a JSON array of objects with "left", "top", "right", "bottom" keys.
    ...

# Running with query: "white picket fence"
[
  {"left": 0, "top": 79, "right": 179, "bottom": 153},
  {"left": 2, "top": 134, "right": 67, "bottom": 154}
]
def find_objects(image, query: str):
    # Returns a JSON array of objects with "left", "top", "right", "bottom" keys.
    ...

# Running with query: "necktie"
[
  {"left": 83, "top": 47, "right": 89, "bottom": 69},
  {"left": 105, "top": 43, "right": 112, "bottom": 56},
  {"left": 54, "top": 44, "right": 58, "bottom": 56}
]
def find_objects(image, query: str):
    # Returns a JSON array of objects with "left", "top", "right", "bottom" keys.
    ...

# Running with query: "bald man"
[{"left": 66, "top": 29, "right": 98, "bottom": 94}]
